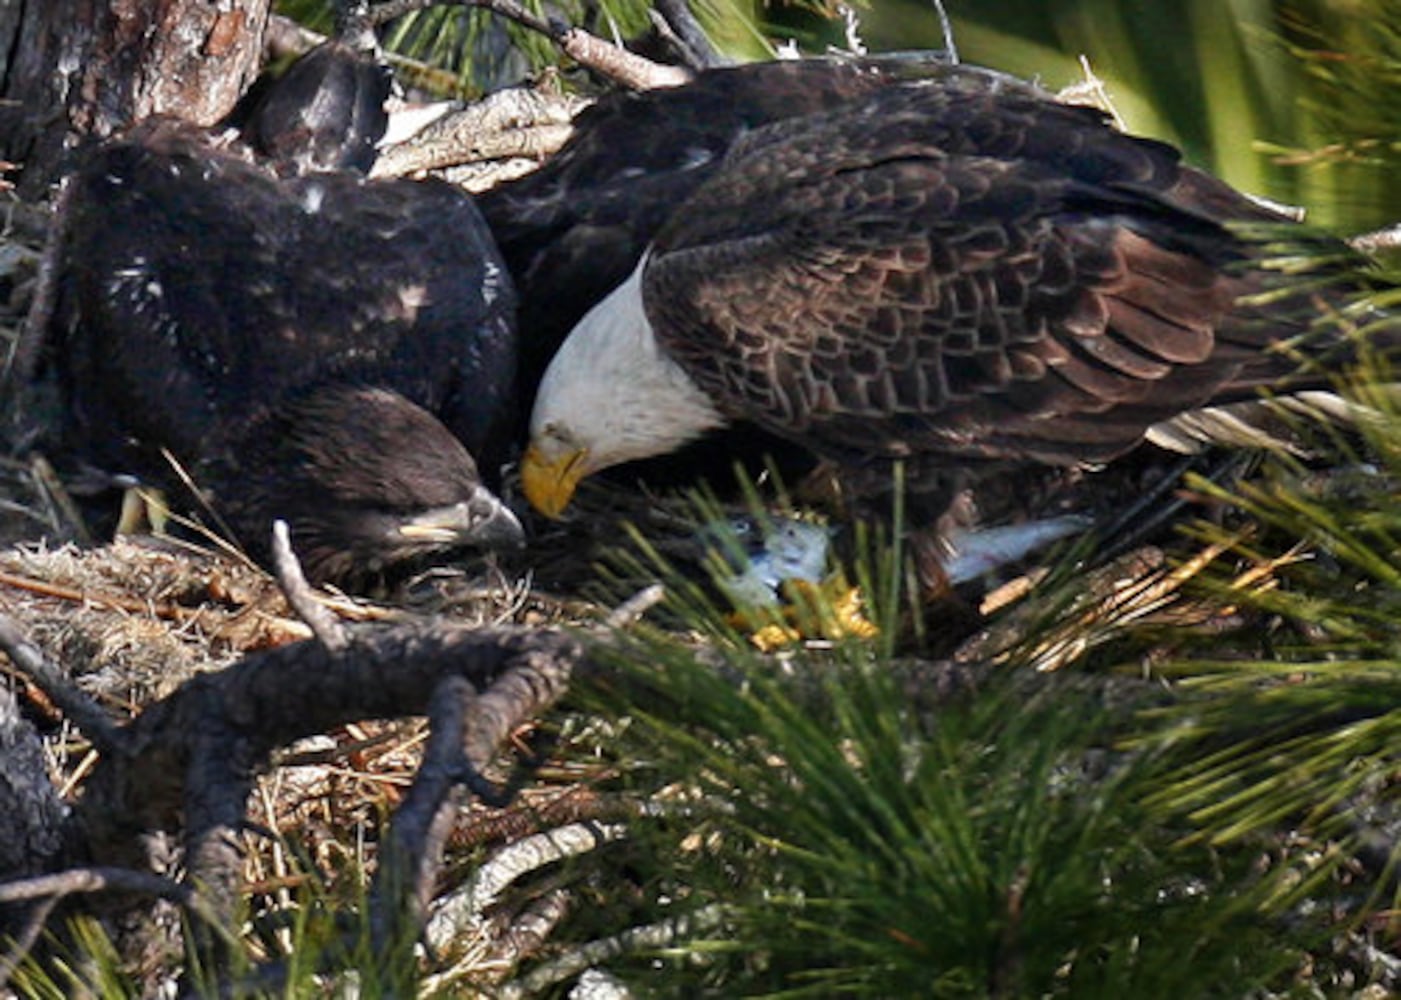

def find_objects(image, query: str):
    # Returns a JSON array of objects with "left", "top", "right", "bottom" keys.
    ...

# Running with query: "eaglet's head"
[
  {"left": 522, "top": 257, "right": 726, "bottom": 518},
  {"left": 229, "top": 385, "right": 523, "bottom": 584}
]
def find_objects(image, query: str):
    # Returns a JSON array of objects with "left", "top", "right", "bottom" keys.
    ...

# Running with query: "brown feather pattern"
[{"left": 643, "top": 73, "right": 1335, "bottom": 472}]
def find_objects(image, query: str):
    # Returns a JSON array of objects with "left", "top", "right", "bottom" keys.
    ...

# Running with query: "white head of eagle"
[{"left": 521, "top": 253, "right": 727, "bottom": 517}]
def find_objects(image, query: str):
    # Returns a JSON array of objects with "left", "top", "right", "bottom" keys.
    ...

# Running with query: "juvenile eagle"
[
  {"left": 520, "top": 62, "right": 1377, "bottom": 526},
  {"left": 37, "top": 118, "right": 521, "bottom": 584},
  {"left": 231, "top": 38, "right": 392, "bottom": 176}
]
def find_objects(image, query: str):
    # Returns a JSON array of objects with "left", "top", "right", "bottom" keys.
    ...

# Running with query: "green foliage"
[
  {"left": 563, "top": 247, "right": 1401, "bottom": 992},
  {"left": 558, "top": 459, "right": 1375, "bottom": 995},
  {"left": 9, "top": 918, "right": 141, "bottom": 999},
  {"left": 275, "top": 0, "right": 771, "bottom": 97},
  {"left": 1131, "top": 328, "right": 1401, "bottom": 855},
  {"left": 578, "top": 610, "right": 1333, "bottom": 995},
  {"left": 869, "top": 0, "right": 1401, "bottom": 232}
]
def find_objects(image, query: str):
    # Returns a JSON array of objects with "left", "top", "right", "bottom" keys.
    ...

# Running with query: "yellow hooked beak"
[{"left": 521, "top": 442, "right": 589, "bottom": 519}]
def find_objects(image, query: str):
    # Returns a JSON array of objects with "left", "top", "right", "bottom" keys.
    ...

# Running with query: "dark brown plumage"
[
  {"left": 222, "top": 385, "right": 522, "bottom": 582},
  {"left": 233, "top": 38, "right": 391, "bottom": 176},
  {"left": 36, "top": 117, "right": 521, "bottom": 583},
  {"left": 643, "top": 69, "right": 1303, "bottom": 473}
]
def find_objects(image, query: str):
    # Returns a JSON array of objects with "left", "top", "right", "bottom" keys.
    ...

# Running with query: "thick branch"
[
  {"left": 370, "top": 86, "right": 585, "bottom": 179},
  {"left": 0, "top": 680, "right": 68, "bottom": 961},
  {"left": 58, "top": 617, "right": 583, "bottom": 986},
  {"left": 368, "top": 674, "right": 476, "bottom": 956}
]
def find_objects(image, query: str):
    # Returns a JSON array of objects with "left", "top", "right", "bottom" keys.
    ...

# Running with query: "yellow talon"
[{"left": 729, "top": 573, "right": 879, "bottom": 651}]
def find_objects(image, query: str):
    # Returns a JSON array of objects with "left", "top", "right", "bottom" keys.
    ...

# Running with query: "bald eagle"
[
  {"left": 36, "top": 117, "right": 522, "bottom": 584},
  {"left": 520, "top": 63, "right": 1379, "bottom": 529}
]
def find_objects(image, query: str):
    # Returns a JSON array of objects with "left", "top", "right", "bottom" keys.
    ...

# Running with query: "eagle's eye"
[{"left": 542, "top": 421, "right": 571, "bottom": 444}]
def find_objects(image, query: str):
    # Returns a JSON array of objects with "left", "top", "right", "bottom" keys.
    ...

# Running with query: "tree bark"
[{"left": 0, "top": 0, "right": 273, "bottom": 199}]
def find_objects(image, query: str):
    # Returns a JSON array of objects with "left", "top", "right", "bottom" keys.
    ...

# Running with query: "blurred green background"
[
  {"left": 282, "top": 0, "right": 1401, "bottom": 232},
  {"left": 824, "top": 0, "right": 1401, "bottom": 232}
]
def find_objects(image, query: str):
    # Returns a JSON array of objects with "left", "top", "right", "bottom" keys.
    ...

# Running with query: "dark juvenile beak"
[{"left": 397, "top": 486, "right": 525, "bottom": 552}]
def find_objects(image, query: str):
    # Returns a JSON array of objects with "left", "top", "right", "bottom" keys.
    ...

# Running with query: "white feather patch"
[{"left": 531, "top": 253, "right": 728, "bottom": 472}]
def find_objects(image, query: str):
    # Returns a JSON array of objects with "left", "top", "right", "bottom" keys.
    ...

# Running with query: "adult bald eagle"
[
  {"left": 520, "top": 62, "right": 1375, "bottom": 528},
  {"left": 36, "top": 117, "right": 521, "bottom": 584}
]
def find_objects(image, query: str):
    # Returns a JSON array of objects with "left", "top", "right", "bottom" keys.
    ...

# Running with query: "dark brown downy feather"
[{"left": 31, "top": 118, "right": 521, "bottom": 584}]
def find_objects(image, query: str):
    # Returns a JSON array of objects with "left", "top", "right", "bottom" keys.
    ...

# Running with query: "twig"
[
  {"left": 370, "top": 0, "right": 546, "bottom": 33},
  {"left": 420, "top": 885, "right": 575, "bottom": 992},
  {"left": 263, "top": 13, "right": 327, "bottom": 61},
  {"left": 27, "top": 455, "right": 92, "bottom": 544},
  {"left": 0, "top": 865, "right": 198, "bottom": 907},
  {"left": 0, "top": 895, "right": 57, "bottom": 991},
  {"left": 383, "top": 121, "right": 574, "bottom": 176},
  {"left": 368, "top": 673, "right": 475, "bottom": 956},
  {"left": 1350, "top": 223, "right": 1401, "bottom": 253},
  {"left": 370, "top": 86, "right": 585, "bottom": 179},
  {"left": 0, "top": 867, "right": 228, "bottom": 992},
  {"left": 931, "top": 0, "right": 959, "bottom": 63},
  {"left": 557, "top": 28, "right": 691, "bottom": 89},
  {"left": 0, "top": 613, "right": 126, "bottom": 756},
  {"left": 569, "top": 967, "right": 635, "bottom": 999},
  {"left": 481, "top": 886, "right": 574, "bottom": 974},
  {"left": 3, "top": 177, "right": 69, "bottom": 388},
  {"left": 368, "top": 0, "right": 691, "bottom": 89},
  {"left": 450, "top": 782, "right": 626, "bottom": 850},
  {"left": 651, "top": 0, "right": 729, "bottom": 70},
  {"left": 425, "top": 822, "right": 627, "bottom": 953},
  {"left": 834, "top": 4, "right": 867, "bottom": 56},
  {"left": 605, "top": 584, "right": 666, "bottom": 629},
  {"left": 271, "top": 520, "right": 348, "bottom": 652},
  {"left": 496, "top": 903, "right": 727, "bottom": 999},
  {"left": 0, "top": 567, "right": 212, "bottom": 624}
]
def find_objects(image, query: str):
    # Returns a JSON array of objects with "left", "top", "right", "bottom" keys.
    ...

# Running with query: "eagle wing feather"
[
  {"left": 645, "top": 82, "right": 1300, "bottom": 469},
  {"left": 57, "top": 124, "right": 518, "bottom": 479}
]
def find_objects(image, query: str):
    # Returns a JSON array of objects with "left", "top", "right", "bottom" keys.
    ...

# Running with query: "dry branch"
[
  {"left": 0, "top": 867, "right": 227, "bottom": 990},
  {"left": 151, "top": 620, "right": 581, "bottom": 928},
  {"left": 368, "top": 673, "right": 478, "bottom": 956},
  {"left": 650, "top": 0, "right": 730, "bottom": 70},
  {"left": 426, "top": 821, "right": 627, "bottom": 954},
  {"left": 366, "top": 0, "right": 691, "bottom": 89},
  {"left": 371, "top": 86, "right": 586, "bottom": 179},
  {"left": 497, "top": 903, "right": 727, "bottom": 999},
  {"left": 557, "top": 28, "right": 692, "bottom": 89},
  {"left": 271, "top": 520, "right": 348, "bottom": 652}
]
